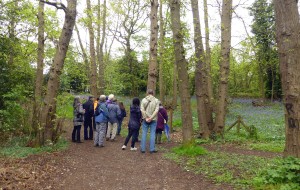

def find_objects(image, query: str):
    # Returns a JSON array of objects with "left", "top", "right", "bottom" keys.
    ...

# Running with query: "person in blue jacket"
[
  {"left": 122, "top": 97, "right": 142, "bottom": 151},
  {"left": 94, "top": 95, "right": 109, "bottom": 147}
]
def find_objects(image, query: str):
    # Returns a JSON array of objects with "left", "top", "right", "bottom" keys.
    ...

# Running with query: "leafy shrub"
[
  {"left": 56, "top": 92, "right": 74, "bottom": 119},
  {"left": 172, "top": 144, "right": 207, "bottom": 157},
  {"left": 0, "top": 85, "right": 32, "bottom": 138},
  {"left": 254, "top": 157, "right": 300, "bottom": 189}
]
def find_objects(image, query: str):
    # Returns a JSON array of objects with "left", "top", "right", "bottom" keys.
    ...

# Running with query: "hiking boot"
[
  {"left": 130, "top": 147, "right": 137, "bottom": 151},
  {"left": 106, "top": 137, "right": 109, "bottom": 141},
  {"left": 150, "top": 150, "right": 158, "bottom": 154},
  {"left": 122, "top": 145, "right": 126, "bottom": 150}
]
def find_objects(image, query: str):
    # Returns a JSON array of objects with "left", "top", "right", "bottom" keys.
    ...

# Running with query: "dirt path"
[
  {"left": 0, "top": 126, "right": 234, "bottom": 190},
  {"left": 56, "top": 127, "right": 232, "bottom": 190}
]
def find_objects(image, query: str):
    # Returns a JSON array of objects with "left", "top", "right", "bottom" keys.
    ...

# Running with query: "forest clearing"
[{"left": 1, "top": 0, "right": 300, "bottom": 189}]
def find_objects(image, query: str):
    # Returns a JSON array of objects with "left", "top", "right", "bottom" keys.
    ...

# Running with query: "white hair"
[{"left": 108, "top": 94, "right": 114, "bottom": 100}]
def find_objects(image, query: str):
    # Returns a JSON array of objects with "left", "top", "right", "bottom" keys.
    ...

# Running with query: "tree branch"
[{"left": 39, "top": 0, "right": 67, "bottom": 12}]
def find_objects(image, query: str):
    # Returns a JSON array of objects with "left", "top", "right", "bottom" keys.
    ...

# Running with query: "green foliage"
[
  {"left": 60, "top": 47, "right": 89, "bottom": 93},
  {"left": 167, "top": 147, "right": 277, "bottom": 188},
  {"left": 254, "top": 157, "right": 300, "bottom": 189},
  {"left": 112, "top": 51, "right": 148, "bottom": 96},
  {"left": 0, "top": 136, "right": 69, "bottom": 158},
  {"left": 56, "top": 92, "right": 74, "bottom": 119},
  {"left": 172, "top": 144, "right": 207, "bottom": 157},
  {"left": 249, "top": 142, "right": 284, "bottom": 153}
]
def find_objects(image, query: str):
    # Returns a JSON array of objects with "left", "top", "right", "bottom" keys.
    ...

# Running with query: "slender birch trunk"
[
  {"left": 214, "top": 0, "right": 233, "bottom": 133},
  {"left": 147, "top": 0, "right": 159, "bottom": 93},
  {"left": 159, "top": 0, "right": 166, "bottom": 103},
  {"left": 169, "top": 0, "right": 193, "bottom": 143},
  {"left": 191, "top": 0, "right": 210, "bottom": 138},
  {"left": 86, "top": 0, "right": 98, "bottom": 97}
]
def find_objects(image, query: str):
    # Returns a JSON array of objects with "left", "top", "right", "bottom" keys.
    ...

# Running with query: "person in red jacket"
[{"left": 156, "top": 103, "right": 168, "bottom": 144}]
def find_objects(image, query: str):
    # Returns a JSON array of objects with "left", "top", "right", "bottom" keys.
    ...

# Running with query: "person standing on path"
[
  {"left": 94, "top": 95, "right": 109, "bottom": 147},
  {"left": 140, "top": 89, "right": 159, "bottom": 153},
  {"left": 83, "top": 96, "right": 94, "bottom": 140},
  {"left": 122, "top": 97, "right": 142, "bottom": 151},
  {"left": 106, "top": 96, "right": 121, "bottom": 141},
  {"left": 156, "top": 103, "right": 168, "bottom": 144},
  {"left": 117, "top": 101, "right": 126, "bottom": 135},
  {"left": 72, "top": 96, "right": 85, "bottom": 143}
]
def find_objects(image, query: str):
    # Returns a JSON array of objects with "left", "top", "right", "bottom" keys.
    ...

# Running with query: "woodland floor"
[{"left": 0, "top": 122, "right": 281, "bottom": 190}]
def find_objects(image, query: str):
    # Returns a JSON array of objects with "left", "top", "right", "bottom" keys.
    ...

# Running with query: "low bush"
[{"left": 254, "top": 157, "right": 300, "bottom": 190}]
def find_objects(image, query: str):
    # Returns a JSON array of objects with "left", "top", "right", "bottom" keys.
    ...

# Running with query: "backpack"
[{"left": 95, "top": 103, "right": 108, "bottom": 118}]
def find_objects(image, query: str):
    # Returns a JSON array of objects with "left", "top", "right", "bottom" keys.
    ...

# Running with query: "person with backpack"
[
  {"left": 156, "top": 102, "right": 168, "bottom": 144},
  {"left": 72, "top": 96, "right": 85, "bottom": 143},
  {"left": 122, "top": 97, "right": 142, "bottom": 151},
  {"left": 106, "top": 95, "right": 121, "bottom": 141},
  {"left": 94, "top": 95, "right": 109, "bottom": 147},
  {"left": 140, "top": 89, "right": 159, "bottom": 153},
  {"left": 117, "top": 101, "right": 126, "bottom": 135},
  {"left": 83, "top": 96, "right": 94, "bottom": 140}
]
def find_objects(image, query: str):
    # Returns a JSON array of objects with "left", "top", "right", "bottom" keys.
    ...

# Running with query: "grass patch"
[
  {"left": 172, "top": 144, "right": 207, "bottom": 157},
  {"left": 0, "top": 136, "right": 69, "bottom": 158},
  {"left": 249, "top": 142, "right": 284, "bottom": 153},
  {"left": 165, "top": 146, "right": 280, "bottom": 189}
]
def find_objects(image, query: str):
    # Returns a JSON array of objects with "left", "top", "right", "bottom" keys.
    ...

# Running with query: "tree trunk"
[
  {"left": 97, "top": 0, "right": 106, "bottom": 95},
  {"left": 147, "top": 0, "right": 159, "bottom": 93},
  {"left": 191, "top": 0, "right": 210, "bottom": 139},
  {"left": 86, "top": 0, "right": 98, "bottom": 98},
  {"left": 75, "top": 24, "right": 90, "bottom": 85},
  {"left": 158, "top": 0, "right": 166, "bottom": 104},
  {"left": 33, "top": 1, "right": 45, "bottom": 140},
  {"left": 170, "top": 63, "right": 178, "bottom": 133},
  {"left": 203, "top": 0, "right": 214, "bottom": 131},
  {"left": 274, "top": 0, "right": 300, "bottom": 158},
  {"left": 41, "top": 0, "right": 77, "bottom": 144},
  {"left": 169, "top": 0, "right": 193, "bottom": 143},
  {"left": 214, "top": 0, "right": 233, "bottom": 133},
  {"left": 8, "top": 1, "right": 18, "bottom": 65}
]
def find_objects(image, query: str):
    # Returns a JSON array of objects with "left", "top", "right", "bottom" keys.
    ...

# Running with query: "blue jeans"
[{"left": 141, "top": 120, "right": 157, "bottom": 152}]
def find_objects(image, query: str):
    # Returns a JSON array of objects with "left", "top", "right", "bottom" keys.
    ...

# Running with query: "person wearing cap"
[
  {"left": 94, "top": 95, "right": 109, "bottom": 147},
  {"left": 106, "top": 95, "right": 121, "bottom": 141},
  {"left": 82, "top": 96, "right": 94, "bottom": 140},
  {"left": 140, "top": 89, "right": 159, "bottom": 153}
]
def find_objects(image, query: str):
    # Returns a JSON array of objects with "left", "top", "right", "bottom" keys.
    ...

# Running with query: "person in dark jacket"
[
  {"left": 83, "top": 96, "right": 94, "bottom": 140},
  {"left": 72, "top": 96, "right": 85, "bottom": 143},
  {"left": 106, "top": 96, "right": 121, "bottom": 141},
  {"left": 94, "top": 95, "right": 109, "bottom": 147},
  {"left": 122, "top": 97, "right": 142, "bottom": 151},
  {"left": 117, "top": 101, "right": 126, "bottom": 135},
  {"left": 156, "top": 103, "right": 168, "bottom": 144}
]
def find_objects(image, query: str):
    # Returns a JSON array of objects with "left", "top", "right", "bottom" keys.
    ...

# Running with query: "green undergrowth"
[
  {"left": 0, "top": 136, "right": 69, "bottom": 158},
  {"left": 172, "top": 144, "right": 207, "bottom": 157},
  {"left": 165, "top": 145, "right": 280, "bottom": 189},
  {"left": 254, "top": 157, "right": 300, "bottom": 190}
]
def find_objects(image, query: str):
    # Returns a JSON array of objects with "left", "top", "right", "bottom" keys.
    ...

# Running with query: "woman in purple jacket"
[
  {"left": 156, "top": 103, "right": 168, "bottom": 144},
  {"left": 122, "top": 97, "right": 142, "bottom": 151}
]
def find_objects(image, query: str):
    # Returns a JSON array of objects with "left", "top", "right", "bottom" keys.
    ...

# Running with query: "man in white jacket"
[{"left": 140, "top": 89, "right": 159, "bottom": 153}]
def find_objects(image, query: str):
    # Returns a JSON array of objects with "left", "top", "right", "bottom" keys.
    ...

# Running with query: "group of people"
[{"left": 72, "top": 89, "right": 168, "bottom": 153}]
